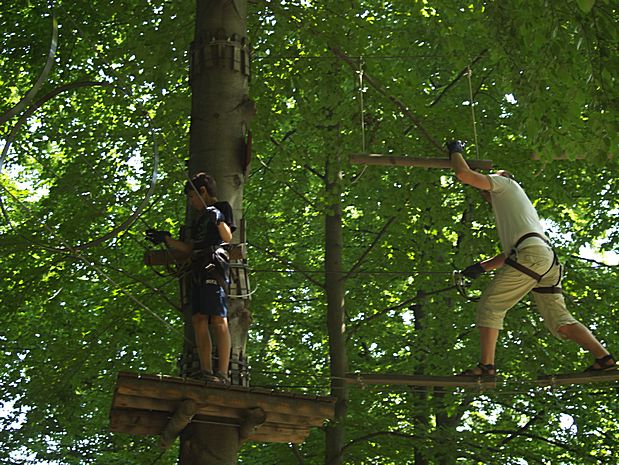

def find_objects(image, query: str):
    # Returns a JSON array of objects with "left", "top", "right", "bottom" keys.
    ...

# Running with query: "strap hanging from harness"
[{"left": 504, "top": 233, "right": 563, "bottom": 294}]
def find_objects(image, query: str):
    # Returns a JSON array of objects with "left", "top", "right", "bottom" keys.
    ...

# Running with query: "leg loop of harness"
[{"left": 505, "top": 235, "right": 563, "bottom": 295}]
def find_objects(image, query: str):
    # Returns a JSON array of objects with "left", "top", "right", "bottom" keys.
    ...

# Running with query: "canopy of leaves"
[{"left": 1, "top": 1, "right": 617, "bottom": 464}]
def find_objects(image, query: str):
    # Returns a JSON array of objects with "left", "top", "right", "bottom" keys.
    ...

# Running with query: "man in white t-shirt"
[{"left": 447, "top": 140, "right": 615, "bottom": 377}]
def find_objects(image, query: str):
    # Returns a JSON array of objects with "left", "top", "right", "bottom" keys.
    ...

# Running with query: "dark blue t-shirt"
[{"left": 191, "top": 201, "right": 236, "bottom": 250}]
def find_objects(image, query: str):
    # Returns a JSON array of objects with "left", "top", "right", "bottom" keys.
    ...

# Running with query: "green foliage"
[{"left": 1, "top": 0, "right": 618, "bottom": 464}]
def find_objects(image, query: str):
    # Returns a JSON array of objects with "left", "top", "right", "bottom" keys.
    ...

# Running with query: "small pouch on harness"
[{"left": 191, "top": 245, "right": 230, "bottom": 292}]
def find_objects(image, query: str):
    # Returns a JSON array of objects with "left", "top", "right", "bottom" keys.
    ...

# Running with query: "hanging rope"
[
  {"left": 466, "top": 65, "right": 480, "bottom": 159},
  {"left": 358, "top": 56, "right": 366, "bottom": 153}
]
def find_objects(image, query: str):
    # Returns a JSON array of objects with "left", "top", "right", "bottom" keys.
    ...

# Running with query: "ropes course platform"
[{"left": 109, "top": 372, "right": 336, "bottom": 445}]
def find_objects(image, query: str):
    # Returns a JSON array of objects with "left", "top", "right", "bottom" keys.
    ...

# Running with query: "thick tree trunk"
[
  {"left": 324, "top": 156, "right": 348, "bottom": 465},
  {"left": 179, "top": 0, "right": 252, "bottom": 463}
]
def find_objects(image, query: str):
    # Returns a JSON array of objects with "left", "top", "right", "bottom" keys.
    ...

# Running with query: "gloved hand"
[
  {"left": 447, "top": 140, "right": 466, "bottom": 158},
  {"left": 205, "top": 206, "right": 225, "bottom": 225},
  {"left": 145, "top": 229, "right": 171, "bottom": 245},
  {"left": 462, "top": 262, "right": 485, "bottom": 280}
]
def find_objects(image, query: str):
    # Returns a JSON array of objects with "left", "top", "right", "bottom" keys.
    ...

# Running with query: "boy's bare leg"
[
  {"left": 212, "top": 316, "right": 231, "bottom": 377},
  {"left": 192, "top": 314, "right": 213, "bottom": 373}
]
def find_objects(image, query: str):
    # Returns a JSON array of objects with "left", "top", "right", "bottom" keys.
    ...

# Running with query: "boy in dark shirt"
[{"left": 146, "top": 173, "right": 236, "bottom": 384}]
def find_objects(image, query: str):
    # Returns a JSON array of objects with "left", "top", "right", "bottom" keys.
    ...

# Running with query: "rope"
[
  {"left": 358, "top": 56, "right": 366, "bottom": 153},
  {"left": 466, "top": 66, "right": 480, "bottom": 159}
]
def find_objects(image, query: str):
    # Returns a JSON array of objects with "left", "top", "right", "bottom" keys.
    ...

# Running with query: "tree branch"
[
  {"left": 428, "top": 49, "right": 488, "bottom": 107},
  {"left": 344, "top": 216, "right": 395, "bottom": 280}
]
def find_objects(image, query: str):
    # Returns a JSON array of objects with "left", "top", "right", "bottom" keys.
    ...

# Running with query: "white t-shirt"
[{"left": 487, "top": 174, "right": 548, "bottom": 253}]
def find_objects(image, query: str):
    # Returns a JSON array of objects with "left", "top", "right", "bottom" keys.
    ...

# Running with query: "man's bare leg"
[{"left": 558, "top": 322, "right": 614, "bottom": 368}]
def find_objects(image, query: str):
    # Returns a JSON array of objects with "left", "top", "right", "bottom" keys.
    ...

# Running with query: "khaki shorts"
[{"left": 476, "top": 243, "right": 578, "bottom": 338}]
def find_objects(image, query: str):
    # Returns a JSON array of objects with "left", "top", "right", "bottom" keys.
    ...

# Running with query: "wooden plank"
[
  {"left": 115, "top": 372, "right": 336, "bottom": 419},
  {"left": 112, "top": 393, "right": 328, "bottom": 427},
  {"left": 536, "top": 370, "right": 619, "bottom": 387},
  {"left": 350, "top": 153, "right": 494, "bottom": 170},
  {"left": 346, "top": 373, "right": 497, "bottom": 389},
  {"left": 109, "top": 409, "right": 310, "bottom": 443}
]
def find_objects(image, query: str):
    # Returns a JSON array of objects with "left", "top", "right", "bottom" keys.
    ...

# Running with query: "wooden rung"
[
  {"left": 350, "top": 153, "right": 494, "bottom": 170},
  {"left": 345, "top": 372, "right": 496, "bottom": 389},
  {"left": 536, "top": 370, "right": 619, "bottom": 387}
]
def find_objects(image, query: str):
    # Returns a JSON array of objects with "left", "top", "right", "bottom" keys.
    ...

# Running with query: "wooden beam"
[
  {"left": 350, "top": 153, "right": 494, "bottom": 170},
  {"left": 160, "top": 399, "right": 198, "bottom": 449},
  {"left": 346, "top": 372, "right": 496, "bottom": 389},
  {"left": 536, "top": 370, "right": 619, "bottom": 387},
  {"left": 109, "top": 409, "right": 311, "bottom": 444},
  {"left": 239, "top": 407, "right": 266, "bottom": 441},
  {"left": 112, "top": 393, "right": 328, "bottom": 427}
]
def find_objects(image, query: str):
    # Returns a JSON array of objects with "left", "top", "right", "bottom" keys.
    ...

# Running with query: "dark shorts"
[{"left": 191, "top": 283, "right": 228, "bottom": 318}]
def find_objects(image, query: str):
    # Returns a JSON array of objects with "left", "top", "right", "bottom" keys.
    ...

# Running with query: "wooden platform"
[
  {"left": 345, "top": 372, "right": 497, "bottom": 389},
  {"left": 110, "top": 372, "right": 336, "bottom": 444},
  {"left": 536, "top": 370, "right": 619, "bottom": 387}
]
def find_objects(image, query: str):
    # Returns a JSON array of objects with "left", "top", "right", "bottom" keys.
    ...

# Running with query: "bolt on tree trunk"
[{"left": 179, "top": 0, "right": 252, "bottom": 463}]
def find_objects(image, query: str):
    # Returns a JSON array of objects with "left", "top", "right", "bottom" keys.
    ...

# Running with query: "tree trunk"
[
  {"left": 179, "top": 0, "right": 252, "bottom": 463},
  {"left": 324, "top": 154, "right": 349, "bottom": 465}
]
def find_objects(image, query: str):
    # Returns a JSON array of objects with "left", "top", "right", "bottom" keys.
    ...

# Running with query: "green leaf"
[{"left": 576, "top": 0, "right": 596, "bottom": 13}]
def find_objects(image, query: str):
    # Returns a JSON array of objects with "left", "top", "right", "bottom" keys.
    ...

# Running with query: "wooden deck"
[{"left": 109, "top": 372, "right": 336, "bottom": 444}]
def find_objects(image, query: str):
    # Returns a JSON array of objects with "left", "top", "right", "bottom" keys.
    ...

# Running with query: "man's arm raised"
[
  {"left": 450, "top": 152, "right": 492, "bottom": 190},
  {"left": 447, "top": 140, "right": 492, "bottom": 191}
]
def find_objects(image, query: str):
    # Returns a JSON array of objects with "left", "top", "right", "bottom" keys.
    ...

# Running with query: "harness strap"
[
  {"left": 505, "top": 257, "right": 542, "bottom": 281},
  {"left": 512, "top": 232, "right": 549, "bottom": 249},
  {"left": 505, "top": 233, "right": 563, "bottom": 294},
  {"left": 531, "top": 286, "right": 563, "bottom": 294}
]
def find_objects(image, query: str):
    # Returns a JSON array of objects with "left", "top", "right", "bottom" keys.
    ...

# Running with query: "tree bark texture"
[
  {"left": 324, "top": 155, "right": 349, "bottom": 465},
  {"left": 180, "top": 0, "right": 252, "bottom": 463}
]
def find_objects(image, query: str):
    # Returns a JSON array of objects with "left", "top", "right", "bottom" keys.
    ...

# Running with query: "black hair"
[{"left": 184, "top": 173, "right": 217, "bottom": 197}]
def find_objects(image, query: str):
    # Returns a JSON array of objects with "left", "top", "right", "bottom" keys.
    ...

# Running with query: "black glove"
[
  {"left": 205, "top": 206, "right": 224, "bottom": 225},
  {"left": 462, "top": 262, "right": 485, "bottom": 280},
  {"left": 447, "top": 140, "right": 465, "bottom": 158},
  {"left": 145, "top": 229, "right": 171, "bottom": 245}
]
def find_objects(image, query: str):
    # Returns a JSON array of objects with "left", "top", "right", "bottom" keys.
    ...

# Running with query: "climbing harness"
[{"left": 504, "top": 233, "right": 563, "bottom": 294}]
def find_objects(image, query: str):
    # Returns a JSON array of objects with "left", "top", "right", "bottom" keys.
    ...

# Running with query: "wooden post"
[
  {"left": 160, "top": 399, "right": 198, "bottom": 449},
  {"left": 350, "top": 153, "right": 494, "bottom": 170}
]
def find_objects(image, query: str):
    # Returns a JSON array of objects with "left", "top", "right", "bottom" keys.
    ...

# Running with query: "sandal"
[
  {"left": 458, "top": 362, "right": 496, "bottom": 378},
  {"left": 584, "top": 354, "right": 617, "bottom": 372}
]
